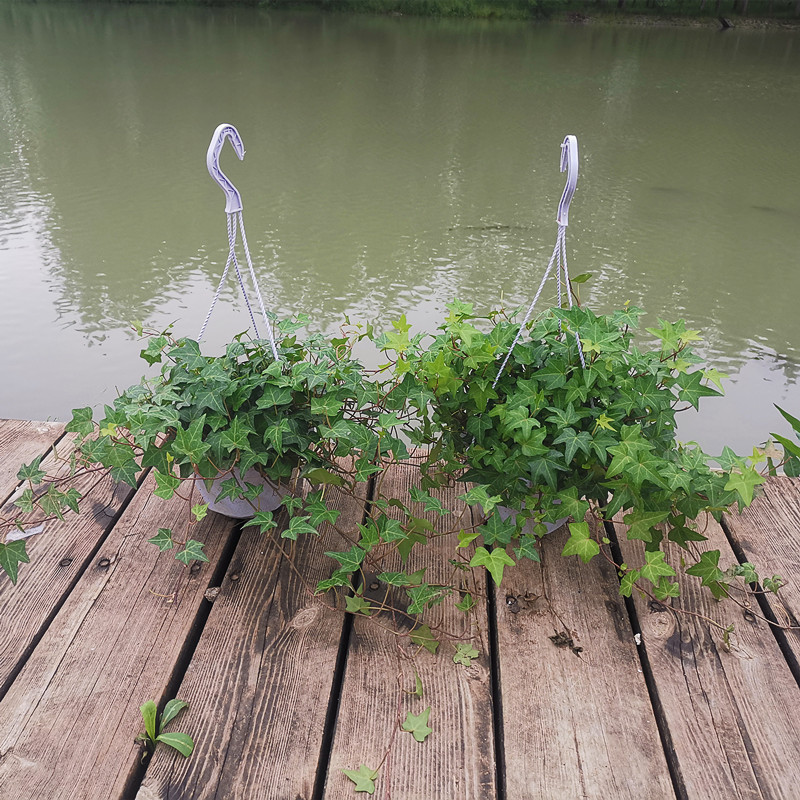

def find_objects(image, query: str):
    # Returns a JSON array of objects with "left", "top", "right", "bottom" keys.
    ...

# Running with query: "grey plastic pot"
[{"left": 196, "top": 467, "right": 290, "bottom": 519}]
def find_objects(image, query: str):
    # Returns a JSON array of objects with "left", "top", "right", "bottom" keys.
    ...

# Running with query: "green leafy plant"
[
  {"left": 342, "top": 764, "right": 380, "bottom": 795},
  {"left": 770, "top": 405, "right": 800, "bottom": 477},
  {"left": 137, "top": 699, "right": 194, "bottom": 761},
  {"left": 374, "top": 300, "right": 775, "bottom": 605},
  {"left": 53, "top": 318, "right": 408, "bottom": 564}
]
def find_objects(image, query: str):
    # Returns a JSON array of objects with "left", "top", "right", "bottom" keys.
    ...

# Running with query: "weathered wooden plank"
[
  {"left": 616, "top": 514, "right": 800, "bottom": 800},
  {"left": 137, "top": 482, "right": 367, "bottom": 800},
  {"left": 495, "top": 517, "right": 675, "bottom": 800},
  {"left": 722, "top": 476, "right": 800, "bottom": 664},
  {"left": 0, "top": 434, "right": 135, "bottom": 696},
  {"left": 324, "top": 462, "right": 496, "bottom": 799},
  {"left": 0, "top": 474, "right": 237, "bottom": 800},
  {"left": 0, "top": 419, "right": 64, "bottom": 500}
]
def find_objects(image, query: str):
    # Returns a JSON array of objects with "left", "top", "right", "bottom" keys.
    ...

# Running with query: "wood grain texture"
[
  {"left": 0, "top": 419, "right": 64, "bottom": 500},
  {"left": 616, "top": 513, "right": 800, "bottom": 800},
  {"left": 0, "top": 473, "right": 237, "bottom": 800},
  {"left": 496, "top": 517, "right": 675, "bottom": 800},
  {"left": 722, "top": 476, "right": 800, "bottom": 661},
  {"left": 324, "top": 461, "right": 496, "bottom": 800},
  {"left": 0, "top": 433, "right": 134, "bottom": 695},
  {"left": 137, "top": 482, "right": 368, "bottom": 800}
]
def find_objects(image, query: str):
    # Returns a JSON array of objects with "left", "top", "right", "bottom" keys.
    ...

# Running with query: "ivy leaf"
[
  {"left": 376, "top": 571, "right": 412, "bottom": 587},
  {"left": 341, "top": 764, "right": 379, "bottom": 794},
  {"left": 477, "top": 513, "right": 516, "bottom": 547},
  {"left": 397, "top": 529, "right": 428, "bottom": 563},
  {"left": 455, "top": 592, "right": 475, "bottom": 612},
  {"left": 686, "top": 550, "right": 728, "bottom": 599},
  {"left": 457, "top": 529, "right": 481, "bottom": 549},
  {"left": 561, "top": 522, "right": 600, "bottom": 564},
  {"left": 191, "top": 503, "right": 209, "bottom": 522},
  {"left": 65, "top": 406, "right": 95, "bottom": 437},
  {"left": 676, "top": 371, "right": 720, "bottom": 409},
  {"left": 653, "top": 576, "right": 681, "bottom": 600},
  {"left": 315, "top": 572, "right": 352, "bottom": 593},
  {"left": 14, "top": 487, "right": 35, "bottom": 514},
  {"left": 153, "top": 469, "right": 182, "bottom": 500},
  {"left": 319, "top": 420, "right": 354, "bottom": 441},
  {"left": 0, "top": 540, "right": 30, "bottom": 584},
  {"left": 733, "top": 562, "right": 759, "bottom": 585},
  {"left": 453, "top": 643, "right": 479, "bottom": 666},
  {"left": 470, "top": 546, "right": 515, "bottom": 585},
  {"left": 217, "top": 417, "right": 255, "bottom": 453},
  {"left": 109, "top": 455, "right": 140, "bottom": 489},
  {"left": 172, "top": 416, "right": 209, "bottom": 464},
  {"left": 667, "top": 524, "right": 707, "bottom": 549},
  {"left": 555, "top": 488, "right": 590, "bottom": 524},
  {"left": 175, "top": 539, "right": 209, "bottom": 566},
  {"left": 140, "top": 336, "right": 168, "bottom": 366},
  {"left": 325, "top": 545, "right": 365, "bottom": 574},
  {"left": 552, "top": 428, "right": 592, "bottom": 466},
  {"left": 409, "top": 486, "right": 448, "bottom": 515},
  {"left": 256, "top": 384, "right": 293, "bottom": 409},
  {"left": 241, "top": 511, "right": 277, "bottom": 534},
  {"left": 401, "top": 707, "right": 433, "bottom": 743},
  {"left": 345, "top": 594, "right": 372, "bottom": 616},
  {"left": 304, "top": 467, "right": 346, "bottom": 487},
  {"left": 17, "top": 456, "right": 45, "bottom": 484},
  {"left": 514, "top": 534, "right": 541, "bottom": 562},
  {"left": 458, "top": 485, "right": 502, "bottom": 516},
  {"left": 148, "top": 528, "right": 175, "bottom": 552},
  {"left": 305, "top": 496, "right": 341, "bottom": 528},
  {"left": 310, "top": 395, "right": 344, "bottom": 417},
  {"left": 619, "top": 568, "right": 641, "bottom": 598},
  {"left": 622, "top": 510, "right": 670, "bottom": 544},
  {"left": 409, "top": 623, "right": 439, "bottom": 654},
  {"left": 407, "top": 584, "right": 447, "bottom": 615},
  {"left": 724, "top": 467, "right": 765, "bottom": 506},
  {"left": 527, "top": 451, "right": 568, "bottom": 490},
  {"left": 640, "top": 550, "right": 676, "bottom": 585},
  {"left": 284, "top": 515, "right": 318, "bottom": 541}
]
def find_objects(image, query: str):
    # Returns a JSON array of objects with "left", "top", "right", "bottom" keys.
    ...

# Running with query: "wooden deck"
[{"left": 1, "top": 418, "right": 800, "bottom": 799}]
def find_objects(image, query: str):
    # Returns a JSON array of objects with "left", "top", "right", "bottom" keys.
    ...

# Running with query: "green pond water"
[{"left": 1, "top": 3, "right": 799, "bottom": 457}]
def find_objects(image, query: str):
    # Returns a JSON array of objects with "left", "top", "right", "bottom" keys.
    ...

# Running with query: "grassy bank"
[
  {"left": 253, "top": 0, "right": 800, "bottom": 21},
  {"left": 14, "top": 0, "right": 799, "bottom": 23}
]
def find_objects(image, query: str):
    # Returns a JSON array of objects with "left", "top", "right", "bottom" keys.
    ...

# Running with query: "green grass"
[{"left": 28, "top": 0, "right": 800, "bottom": 21}]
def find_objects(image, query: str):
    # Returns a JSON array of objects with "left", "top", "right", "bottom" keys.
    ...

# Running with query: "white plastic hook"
[
  {"left": 207, "top": 123, "right": 245, "bottom": 214},
  {"left": 556, "top": 135, "right": 578, "bottom": 227}
]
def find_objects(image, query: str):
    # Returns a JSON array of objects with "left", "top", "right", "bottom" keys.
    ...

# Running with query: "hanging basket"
[
  {"left": 196, "top": 468, "right": 290, "bottom": 519},
  {"left": 496, "top": 499, "right": 569, "bottom": 536}
]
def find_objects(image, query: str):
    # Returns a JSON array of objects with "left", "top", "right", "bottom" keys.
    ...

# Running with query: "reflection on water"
[{"left": 1, "top": 3, "right": 799, "bottom": 456}]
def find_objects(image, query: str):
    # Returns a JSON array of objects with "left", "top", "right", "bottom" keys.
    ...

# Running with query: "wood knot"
[
  {"left": 289, "top": 607, "right": 320, "bottom": 630},
  {"left": 59, "top": 557, "right": 73, "bottom": 568},
  {"left": 97, "top": 557, "right": 111, "bottom": 569}
]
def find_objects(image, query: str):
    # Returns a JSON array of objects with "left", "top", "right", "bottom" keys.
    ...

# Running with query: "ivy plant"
[
  {"left": 373, "top": 300, "right": 774, "bottom": 605},
  {"left": 55, "top": 318, "right": 409, "bottom": 563}
]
